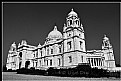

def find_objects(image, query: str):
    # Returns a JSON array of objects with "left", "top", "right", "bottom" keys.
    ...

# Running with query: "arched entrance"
[
  {"left": 25, "top": 61, "right": 30, "bottom": 69},
  {"left": 19, "top": 52, "right": 22, "bottom": 69}
]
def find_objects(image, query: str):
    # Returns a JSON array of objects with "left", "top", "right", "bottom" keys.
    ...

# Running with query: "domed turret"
[
  {"left": 11, "top": 42, "right": 16, "bottom": 48},
  {"left": 18, "top": 43, "right": 21, "bottom": 48},
  {"left": 47, "top": 25, "right": 62, "bottom": 40},
  {"left": 9, "top": 42, "right": 16, "bottom": 52},
  {"left": 102, "top": 34, "right": 112, "bottom": 49},
  {"left": 68, "top": 8, "right": 78, "bottom": 17},
  {"left": 21, "top": 40, "right": 27, "bottom": 45},
  {"left": 103, "top": 35, "right": 109, "bottom": 40},
  {"left": 38, "top": 43, "right": 41, "bottom": 48}
]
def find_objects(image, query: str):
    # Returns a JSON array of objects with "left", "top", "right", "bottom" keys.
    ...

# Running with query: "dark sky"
[{"left": 3, "top": 3, "right": 120, "bottom": 66}]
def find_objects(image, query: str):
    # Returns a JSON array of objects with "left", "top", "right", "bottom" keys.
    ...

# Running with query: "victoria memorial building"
[{"left": 6, "top": 9, "right": 118, "bottom": 72}]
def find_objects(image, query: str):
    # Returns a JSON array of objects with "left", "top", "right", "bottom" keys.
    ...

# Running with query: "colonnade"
[{"left": 87, "top": 58, "right": 104, "bottom": 67}]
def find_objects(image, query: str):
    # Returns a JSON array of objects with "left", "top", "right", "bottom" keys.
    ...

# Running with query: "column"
[
  {"left": 102, "top": 59, "right": 104, "bottom": 66},
  {"left": 97, "top": 58, "right": 98, "bottom": 66},
  {"left": 90, "top": 58, "right": 92, "bottom": 66},
  {"left": 91, "top": 58, "right": 93, "bottom": 66},
  {"left": 100, "top": 59, "right": 102, "bottom": 66},
  {"left": 98, "top": 58, "right": 99, "bottom": 66},
  {"left": 88, "top": 58, "right": 90, "bottom": 64},
  {"left": 100, "top": 58, "right": 101, "bottom": 66},
  {"left": 93, "top": 58, "right": 95, "bottom": 66},
  {"left": 98, "top": 58, "right": 100, "bottom": 66},
  {"left": 100, "top": 58, "right": 102, "bottom": 66},
  {"left": 96, "top": 58, "right": 98, "bottom": 66}
]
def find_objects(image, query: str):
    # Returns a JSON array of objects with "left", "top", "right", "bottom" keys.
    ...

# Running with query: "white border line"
[
  {"left": 2, "top": 2, "right": 120, "bottom": 4},
  {"left": 2, "top": 2, "right": 4, "bottom": 70},
  {"left": 119, "top": 2, "right": 121, "bottom": 66}
]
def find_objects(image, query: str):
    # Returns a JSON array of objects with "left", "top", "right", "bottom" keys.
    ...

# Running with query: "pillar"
[
  {"left": 89, "top": 58, "right": 91, "bottom": 66},
  {"left": 96, "top": 58, "right": 98, "bottom": 66},
  {"left": 93, "top": 58, "right": 94, "bottom": 66}
]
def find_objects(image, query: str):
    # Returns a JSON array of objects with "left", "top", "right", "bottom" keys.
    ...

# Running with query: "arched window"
[
  {"left": 19, "top": 52, "right": 22, "bottom": 57},
  {"left": 40, "top": 50, "right": 42, "bottom": 56},
  {"left": 70, "top": 20, "right": 72, "bottom": 25},
  {"left": 13, "top": 47, "right": 15, "bottom": 51},
  {"left": 59, "top": 46, "right": 61, "bottom": 53},
  {"left": 46, "top": 60, "right": 48, "bottom": 66},
  {"left": 25, "top": 61, "right": 30, "bottom": 69},
  {"left": 47, "top": 48, "right": 49, "bottom": 55},
  {"left": 58, "top": 58, "right": 61, "bottom": 66},
  {"left": 68, "top": 56, "right": 72, "bottom": 63},
  {"left": 67, "top": 20, "right": 70, "bottom": 26},
  {"left": 50, "top": 59, "right": 52, "bottom": 66},
  {"left": 105, "top": 42, "right": 108, "bottom": 46},
  {"left": 67, "top": 41, "right": 71, "bottom": 50},
  {"left": 40, "top": 60, "right": 41, "bottom": 66},
  {"left": 81, "top": 56, "right": 83, "bottom": 62},
  {"left": 76, "top": 20, "right": 78, "bottom": 25},
  {"left": 51, "top": 49, "right": 53, "bottom": 54},
  {"left": 80, "top": 41, "right": 83, "bottom": 50}
]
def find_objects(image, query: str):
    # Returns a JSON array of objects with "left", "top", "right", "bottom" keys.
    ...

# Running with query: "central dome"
[{"left": 48, "top": 25, "right": 62, "bottom": 40}]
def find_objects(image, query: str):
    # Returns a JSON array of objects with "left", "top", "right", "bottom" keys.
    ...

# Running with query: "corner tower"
[
  {"left": 63, "top": 9, "right": 87, "bottom": 67},
  {"left": 102, "top": 35, "right": 116, "bottom": 69}
]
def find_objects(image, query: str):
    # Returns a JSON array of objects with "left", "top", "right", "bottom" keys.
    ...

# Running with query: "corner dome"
[
  {"left": 47, "top": 25, "right": 62, "bottom": 40},
  {"left": 11, "top": 42, "right": 16, "bottom": 47},
  {"left": 103, "top": 35, "right": 109, "bottom": 40},
  {"left": 38, "top": 43, "right": 41, "bottom": 47},
  {"left": 68, "top": 8, "right": 78, "bottom": 17}
]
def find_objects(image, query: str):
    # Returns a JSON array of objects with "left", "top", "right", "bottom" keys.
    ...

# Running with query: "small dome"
[
  {"left": 103, "top": 35, "right": 109, "bottom": 40},
  {"left": 48, "top": 25, "right": 62, "bottom": 40},
  {"left": 18, "top": 43, "right": 21, "bottom": 48},
  {"left": 21, "top": 40, "right": 27, "bottom": 45},
  {"left": 11, "top": 42, "right": 16, "bottom": 47},
  {"left": 68, "top": 8, "right": 78, "bottom": 17},
  {"left": 38, "top": 43, "right": 41, "bottom": 47}
]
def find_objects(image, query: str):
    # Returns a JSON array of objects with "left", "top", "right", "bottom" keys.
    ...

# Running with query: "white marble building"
[{"left": 6, "top": 9, "right": 118, "bottom": 71}]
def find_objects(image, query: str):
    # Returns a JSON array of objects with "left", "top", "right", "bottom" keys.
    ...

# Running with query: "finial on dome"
[
  {"left": 13, "top": 42, "right": 16, "bottom": 44},
  {"left": 104, "top": 34, "right": 106, "bottom": 37},
  {"left": 103, "top": 34, "right": 109, "bottom": 40},
  {"left": 68, "top": 8, "right": 77, "bottom": 17},
  {"left": 64, "top": 23, "right": 66, "bottom": 27},
  {"left": 54, "top": 25, "right": 57, "bottom": 31},
  {"left": 71, "top": 8, "right": 73, "bottom": 11},
  {"left": 38, "top": 43, "right": 41, "bottom": 47},
  {"left": 18, "top": 43, "right": 20, "bottom": 47}
]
